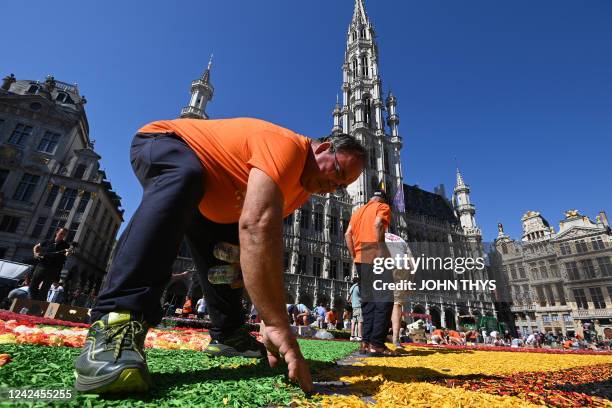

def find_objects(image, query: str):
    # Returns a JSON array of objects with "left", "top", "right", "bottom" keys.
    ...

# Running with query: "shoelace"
[{"left": 105, "top": 321, "right": 144, "bottom": 362}]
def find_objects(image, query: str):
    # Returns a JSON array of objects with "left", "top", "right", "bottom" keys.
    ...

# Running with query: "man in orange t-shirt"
[
  {"left": 345, "top": 192, "right": 396, "bottom": 356},
  {"left": 76, "top": 117, "right": 365, "bottom": 394}
]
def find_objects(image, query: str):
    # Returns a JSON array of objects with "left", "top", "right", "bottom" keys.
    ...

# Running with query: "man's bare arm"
[
  {"left": 239, "top": 168, "right": 313, "bottom": 392},
  {"left": 344, "top": 224, "right": 356, "bottom": 259},
  {"left": 239, "top": 168, "right": 287, "bottom": 328}
]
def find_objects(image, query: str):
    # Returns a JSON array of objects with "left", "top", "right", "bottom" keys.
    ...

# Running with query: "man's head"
[
  {"left": 55, "top": 227, "right": 68, "bottom": 242},
  {"left": 301, "top": 133, "right": 366, "bottom": 194},
  {"left": 371, "top": 190, "right": 387, "bottom": 203}
]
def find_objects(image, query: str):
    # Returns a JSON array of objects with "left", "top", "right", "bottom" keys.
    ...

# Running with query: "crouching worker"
[{"left": 74, "top": 117, "right": 366, "bottom": 394}]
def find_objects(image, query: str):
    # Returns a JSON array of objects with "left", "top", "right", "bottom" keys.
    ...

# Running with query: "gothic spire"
[
  {"left": 351, "top": 0, "right": 369, "bottom": 26},
  {"left": 456, "top": 167, "right": 466, "bottom": 188},
  {"left": 202, "top": 54, "right": 213, "bottom": 84}
]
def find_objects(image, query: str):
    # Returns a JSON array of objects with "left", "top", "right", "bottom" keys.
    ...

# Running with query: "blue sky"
[{"left": 2, "top": 0, "right": 611, "bottom": 241}]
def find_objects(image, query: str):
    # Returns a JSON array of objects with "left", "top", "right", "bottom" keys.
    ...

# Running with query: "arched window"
[
  {"left": 352, "top": 59, "right": 358, "bottom": 76},
  {"left": 384, "top": 149, "right": 390, "bottom": 173},
  {"left": 314, "top": 205, "right": 324, "bottom": 232},
  {"left": 360, "top": 56, "right": 368, "bottom": 77},
  {"left": 362, "top": 96, "right": 371, "bottom": 125}
]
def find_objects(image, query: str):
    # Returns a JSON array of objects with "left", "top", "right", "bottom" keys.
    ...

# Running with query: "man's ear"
[{"left": 314, "top": 141, "right": 332, "bottom": 154}]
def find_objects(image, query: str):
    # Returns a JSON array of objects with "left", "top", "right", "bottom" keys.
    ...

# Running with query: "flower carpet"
[{"left": 0, "top": 312, "right": 611, "bottom": 407}]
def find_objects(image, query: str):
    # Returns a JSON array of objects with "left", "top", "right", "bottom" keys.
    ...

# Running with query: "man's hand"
[{"left": 261, "top": 323, "right": 313, "bottom": 393}]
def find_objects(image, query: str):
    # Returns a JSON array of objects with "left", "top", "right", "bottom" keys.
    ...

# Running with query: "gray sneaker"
[{"left": 74, "top": 311, "right": 151, "bottom": 393}]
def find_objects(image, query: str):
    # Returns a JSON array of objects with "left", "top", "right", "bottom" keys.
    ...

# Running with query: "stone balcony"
[{"left": 571, "top": 308, "right": 612, "bottom": 319}]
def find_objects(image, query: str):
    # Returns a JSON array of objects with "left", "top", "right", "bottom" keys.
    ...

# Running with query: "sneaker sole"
[{"left": 75, "top": 367, "right": 151, "bottom": 393}]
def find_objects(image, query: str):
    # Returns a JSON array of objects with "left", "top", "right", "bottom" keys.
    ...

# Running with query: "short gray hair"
[{"left": 318, "top": 133, "right": 367, "bottom": 161}]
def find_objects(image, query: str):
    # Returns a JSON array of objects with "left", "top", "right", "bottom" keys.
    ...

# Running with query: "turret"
[{"left": 180, "top": 55, "right": 214, "bottom": 119}]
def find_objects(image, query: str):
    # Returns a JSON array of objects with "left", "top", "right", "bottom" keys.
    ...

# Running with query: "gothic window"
[
  {"left": 12, "top": 173, "right": 39, "bottom": 202},
  {"left": 384, "top": 149, "right": 390, "bottom": 173},
  {"left": 300, "top": 209, "right": 310, "bottom": 229},
  {"left": 31, "top": 216, "right": 47, "bottom": 238},
  {"left": 297, "top": 254, "right": 307, "bottom": 274},
  {"left": 8, "top": 123, "right": 33, "bottom": 146},
  {"left": 360, "top": 56, "right": 368, "bottom": 77},
  {"left": 0, "top": 215, "right": 21, "bottom": 233},
  {"left": 362, "top": 97, "right": 371, "bottom": 125},
  {"left": 44, "top": 185, "right": 59, "bottom": 207},
  {"left": 351, "top": 30, "right": 356, "bottom": 41},
  {"left": 37, "top": 131, "right": 61, "bottom": 153},
  {"left": 330, "top": 214, "right": 338, "bottom": 236},
  {"left": 330, "top": 260, "right": 338, "bottom": 279},
  {"left": 342, "top": 262, "right": 351, "bottom": 280},
  {"left": 360, "top": 28, "right": 366, "bottom": 38},
  {"left": 352, "top": 59, "right": 358, "bottom": 76},
  {"left": 312, "top": 256, "right": 322, "bottom": 277},
  {"left": 314, "top": 207, "right": 323, "bottom": 232},
  {"left": 283, "top": 252, "right": 290, "bottom": 271},
  {"left": 73, "top": 164, "right": 87, "bottom": 179},
  {"left": 342, "top": 213, "right": 350, "bottom": 232}
]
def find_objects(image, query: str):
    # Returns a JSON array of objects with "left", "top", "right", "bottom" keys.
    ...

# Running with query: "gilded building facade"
[
  {"left": 0, "top": 74, "right": 123, "bottom": 294},
  {"left": 496, "top": 210, "right": 612, "bottom": 336}
]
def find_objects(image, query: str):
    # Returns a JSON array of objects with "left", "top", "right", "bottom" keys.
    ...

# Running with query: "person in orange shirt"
[
  {"left": 345, "top": 191, "right": 398, "bottom": 356},
  {"left": 431, "top": 328, "right": 447, "bottom": 345},
  {"left": 325, "top": 309, "right": 338, "bottom": 330},
  {"left": 75, "top": 117, "right": 366, "bottom": 394},
  {"left": 447, "top": 330, "right": 465, "bottom": 345}
]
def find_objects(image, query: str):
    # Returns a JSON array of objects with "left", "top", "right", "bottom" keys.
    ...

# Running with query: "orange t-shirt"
[
  {"left": 348, "top": 200, "right": 391, "bottom": 263},
  {"left": 432, "top": 329, "right": 444, "bottom": 337},
  {"left": 448, "top": 330, "right": 461, "bottom": 338},
  {"left": 138, "top": 118, "right": 312, "bottom": 223},
  {"left": 326, "top": 311, "right": 337, "bottom": 324}
]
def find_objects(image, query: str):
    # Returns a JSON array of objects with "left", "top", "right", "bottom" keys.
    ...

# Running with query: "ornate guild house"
[{"left": 0, "top": 74, "right": 123, "bottom": 294}]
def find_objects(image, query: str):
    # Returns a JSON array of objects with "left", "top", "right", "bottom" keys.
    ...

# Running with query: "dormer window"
[
  {"left": 73, "top": 164, "right": 87, "bottom": 179},
  {"left": 56, "top": 92, "right": 68, "bottom": 103},
  {"left": 26, "top": 85, "right": 40, "bottom": 94}
]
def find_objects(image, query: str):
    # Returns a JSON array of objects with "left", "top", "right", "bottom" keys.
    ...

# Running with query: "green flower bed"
[{"left": 0, "top": 339, "right": 357, "bottom": 407}]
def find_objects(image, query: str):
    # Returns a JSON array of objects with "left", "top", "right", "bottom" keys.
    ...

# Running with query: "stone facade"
[
  {"left": 0, "top": 74, "right": 123, "bottom": 294},
  {"left": 496, "top": 210, "right": 612, "bottom": 336}
]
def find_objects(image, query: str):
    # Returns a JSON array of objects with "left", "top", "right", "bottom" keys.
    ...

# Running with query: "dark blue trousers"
[
  {"left": 357, "top": 263, "right": 393, "bottom": 347},
  {"left": 92, "top": 133, "right": 244, "bottom": 340}
]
